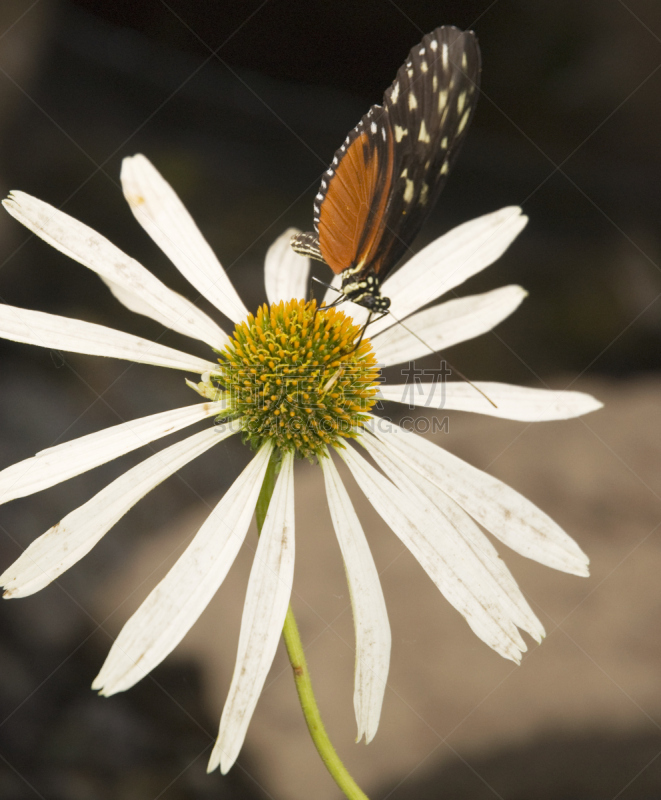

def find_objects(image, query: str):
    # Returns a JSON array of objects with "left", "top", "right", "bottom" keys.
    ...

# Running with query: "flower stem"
[
  {"left": 281, "top": 606, "right": 370, "bottom": 800},
  {"left": 255, "top": 450, "right": 370, "bottom": 800}
]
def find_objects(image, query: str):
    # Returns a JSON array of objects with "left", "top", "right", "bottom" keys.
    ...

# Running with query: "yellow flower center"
[{"left": 198, "top": 299, "right": 380, "bottom": 459}]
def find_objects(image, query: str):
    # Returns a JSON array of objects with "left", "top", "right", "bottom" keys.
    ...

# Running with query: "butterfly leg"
[
  {"left": 340, "top": 311, "right": 373, "bottom": 357},
  {"left": 310, "top": 277, "right": 344, "bottom": 325}
]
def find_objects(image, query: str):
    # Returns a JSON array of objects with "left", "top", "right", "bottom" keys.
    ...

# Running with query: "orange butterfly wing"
[{"left": 317, "top": 112, "right": 394, "bottom": 275}]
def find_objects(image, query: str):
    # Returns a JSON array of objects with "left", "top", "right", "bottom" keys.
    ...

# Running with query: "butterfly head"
[{"left": 340, "top": 265, "right": 391, "bottom": 313}]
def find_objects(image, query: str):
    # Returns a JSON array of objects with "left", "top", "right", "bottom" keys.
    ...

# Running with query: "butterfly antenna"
[
  {"left": 311, "top": 275, "right": 339, "bottom": 295},
  {"left": 387, "top": 310, "right": 497, "bottom": 409}
]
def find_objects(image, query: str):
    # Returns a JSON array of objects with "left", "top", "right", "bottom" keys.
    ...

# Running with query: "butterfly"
[{"left": 291, "top": 26, "right": 481, "bottom": 316}]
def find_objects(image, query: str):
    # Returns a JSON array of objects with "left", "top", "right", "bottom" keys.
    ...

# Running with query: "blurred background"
[{"left": 0, "top": 1, "right": 660, "bottom": 798}]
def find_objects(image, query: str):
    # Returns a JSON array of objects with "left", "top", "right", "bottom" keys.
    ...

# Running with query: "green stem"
[
  {"left": 256, "top": 450, "right": 370, "bottom": 800},
  {"left": 281, "top": 606, "right": 369, "bottom": 800},
  {"left": 255, "top": 449, "right": 278, "bottom": 531}
]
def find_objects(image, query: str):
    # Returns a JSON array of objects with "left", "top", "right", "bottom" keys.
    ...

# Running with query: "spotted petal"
[
  {"left": 209, "top": 450, "right": 295, "bottom": 774},
  {"left": 93, "top": 440, "right": 273, "bottom": 696},
  {"left": 369, "top": 418, "right": 589, "bottom": 575},
  {"left": 338, "top": 445, "right": 530, "bottom": 663},
  {"left": 320, "top": 451, "right": 390, "bottom": 744},
  {"left": 2, "top": 192, "right": 228, "bottom": 349},
  {"left": 359, "top": 433, "right": 544, "bottom": 644},
  {"left": 0, "top": 401, "right": 226, "bottom": 506},
  {"left": 0, "top": 425, "right": 234, "bottom": 598},
  {"left": 121, "top": 155, "right": 248, "bottom": 324},
  {"left": 0, "top": 304, "right": 218, "bottom": 373}
]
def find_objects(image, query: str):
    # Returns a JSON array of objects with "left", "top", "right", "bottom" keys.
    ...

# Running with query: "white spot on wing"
[
  {"left": 430, "top": 39, "right": 438, "bottom": 51},
  {"left": 442, "top": 43, "right": 448, "bottom": 68},
  {"left": 421, "top": 61, "right": 428, "bottom": 73},
  {"left": 371, "top": 121, "right": 377, "bottom": 134},
  {"left": 400, "top": 168, "right": 408, "bottom": 178},
  {"left": 462, "top": 52, "right": 468, "bottom": 69},
  {"left": 438, "top": 89, "right": 448, "bottom": 112},
  {"left": 420, "top": 183, "right": 429, "bottom": 204},
  {"left": 391, "top": 81, "right": 399, "bottom": 104},
  {"left": 408, "top": 92, "right": 418, "bottom": 111},
  {"left": 457, "top": 108, "right": 471, "bottom": 134},
  {"left": 403, "top": 179, "right": 415, "bottom": 203},
  {"left": 418, "top": 119, "right": 430, "bottom": 143},
  {"left": 457, "top": 91, "right": 466, "bottom": 115},
  {"left": 381, "top": 127, "right": 387, "bottom": 141},
  {"left": 440, "top": 161, "right": 449, "bottom": 175},
  {"left": 394, "top": 125, "right": 408, "bottom": 142},
  {"left": 441, "top": 136, "right": 448, "bottom": 149}
]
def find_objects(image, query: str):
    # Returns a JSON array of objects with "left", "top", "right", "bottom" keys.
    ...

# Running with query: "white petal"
[
  {"left": 264, "top": 228, "right": 310, "bottom": 305},
  {"left": 320, "top": 451, "right": 390, "bottom": 744},
  {"left": 362, "top": 207, "right": 528, "bottom": 336},
  {"left": 2, "top": 192, "right": 229, "bottom": 350},
  {"left": 121, "top": 155, "right": 249, "bottom": 324},
  {"left": 378, "top": 382, "right": 603, "bottom": 421},
  {"left": 92, "top": 439, "right": 273, "bottom": 696},
  {"left": 368, "top": 418, "right": 589, "bottom": 576},
  {"left": 359, "top": 434, "right": 544, "bottom": 643},
  {"left": 0, "top": 401, "right": 226, "bottom": 506},
  {"left": 338, "top": 445, "right": 529, "bottom": 663},
  {"left": 371, "top": 285, "right": 526, "bottom": 366},
  {"left": 209, "top": 450, "right": 295, "bottom": 774},
  {"left": 0, "top": 425, "right": 235, "bottom": 598},
  {"left": 0, "top": 304, "right": 218, "bottom": 373},
  {"left": 98, "top": 276, "right": 227, "bottom": 348}
]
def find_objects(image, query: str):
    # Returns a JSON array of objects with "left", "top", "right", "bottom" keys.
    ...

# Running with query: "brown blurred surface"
[{"left": 95, "top": 378, "right": 661, "bottom": 799}]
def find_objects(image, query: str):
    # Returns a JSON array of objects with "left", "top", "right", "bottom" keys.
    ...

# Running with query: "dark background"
[{"left": 0, "top": 1, "right": 659, "bottom": 798}]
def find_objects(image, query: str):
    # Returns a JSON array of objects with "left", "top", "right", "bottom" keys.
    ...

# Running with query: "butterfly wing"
[
  {"left": 375, "top": 26, "right": 481, "bottom": 276},
  {"left": 314, "top": 104, "right": 394, "bottom": 275},
  {"left": 311, "top": 26, "right": 480, "bottom": 281}
]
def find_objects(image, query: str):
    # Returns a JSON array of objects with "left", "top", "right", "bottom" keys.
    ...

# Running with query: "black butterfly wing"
[
  {"left": 294, "top": 26, "right": 481, "bottom": 281},
  {"left": 375, "top": 26, "right": 481, "bottom": 278}
]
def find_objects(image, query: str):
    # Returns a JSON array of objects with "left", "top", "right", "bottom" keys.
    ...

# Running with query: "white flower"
[{"left": 0, "top": 154, "right": 601, "bottom": 774}]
